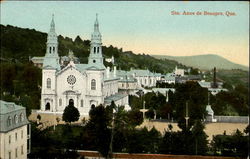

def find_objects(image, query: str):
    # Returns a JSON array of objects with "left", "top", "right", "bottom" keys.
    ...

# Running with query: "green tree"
[
  {"left": 62, "top": 102, "right": 80, "bottom": 124},
  {"left": 190, "top": 120, "right": 208, "bottom": 155},
  {"left": 86, "top": 104, "right": 111, "bottom": 158}
]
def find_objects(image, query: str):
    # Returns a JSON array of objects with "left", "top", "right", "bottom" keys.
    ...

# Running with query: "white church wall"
[{"left": 56, "top": 67, "right": 87, "bottom": 112}]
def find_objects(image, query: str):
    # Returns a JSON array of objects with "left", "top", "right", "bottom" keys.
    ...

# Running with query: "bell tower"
[
  {"left": 43, "top": 14, "right": 60, "bottom": 70},
  {"left": 88, "top": 14, "right": 104, "bottom": 66}
]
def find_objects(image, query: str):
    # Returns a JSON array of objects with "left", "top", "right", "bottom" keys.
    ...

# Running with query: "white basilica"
[{"left": 40, "top": 15, "right": 129, "bottom": 116}]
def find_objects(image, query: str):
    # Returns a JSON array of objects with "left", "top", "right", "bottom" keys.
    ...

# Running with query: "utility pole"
[
  {"left": 108, "top": 107, "right": 116, "bottom": 159},
  {"left": 185, "top": 101, "right": 189, "bottom": 128}
]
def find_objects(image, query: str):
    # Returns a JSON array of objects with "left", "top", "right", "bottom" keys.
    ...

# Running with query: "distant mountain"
[{"left": 153, "top": 54, "right": 248, "bottom": 71}]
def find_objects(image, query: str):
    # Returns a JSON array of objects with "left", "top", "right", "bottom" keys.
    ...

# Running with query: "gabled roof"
[
  {"left": 130, "top": 69, "right": 152, "bottom": 76},
  {"left": 75, "top": 64, "right": 89, "bottom": 72},
  {"left": 85, "top": 63, "right": 106, "bottom": 70},
  {"left": 56, "top": 63, "right": 86, "bottom": 76}
]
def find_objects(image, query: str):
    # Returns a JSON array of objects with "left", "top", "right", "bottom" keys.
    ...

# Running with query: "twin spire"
[
  {"left": 50, "top": 13, "right": 99, "bottom": 34},
  {"left": 94, "top": 13, "right": 100, "bottom": 33},
  {"left": 50, "top": 14, "right": 55, "bottom": 32}
]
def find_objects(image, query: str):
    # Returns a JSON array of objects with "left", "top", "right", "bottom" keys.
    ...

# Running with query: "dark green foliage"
[
  {"left": 29, "top": 122, "right": 80, "bottom": 159},
  {"left": 189, "top": 67, "right": 199, "bottom": 75},
  {"left": 160, "top": 120, "right": 208, "bottom": 155},
  {"left": 62, "top": 102, "right": 80, "bottom": 124},
  {"left": 0, "top": 62, "right": 41, "bottom": 116},
  {"left": 127, "top": 110, "right": 143, "bottom": 127},
  {"left": 191, "top": 120, "right": 208, "bottom": 155},
  {"left": 173, "top": 82, "right": 208, "bottom": 130},
  {"left": 212, "top": 129, "right": 248, "bottom": 157},
  {"left": 126, "top": 127, "right": 161, "bottom": 153},
  {"left": 211, "top": 84, "right": 248, "bottom": 116},
  {"left": 86, "top": 104, "right": 111, "bottom": 157},
  {"left": 156, "top": 81, "right": 175, "bottom": 88},
  {"left": 244, "top": 124, "right": 249, "bottom": 134},
  {"left": 0, "top": 24, "right": 183, "bottom": 73}
]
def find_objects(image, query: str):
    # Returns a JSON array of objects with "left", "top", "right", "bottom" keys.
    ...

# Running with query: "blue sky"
[{"left": 1, "top": 1, "right": 249, "bottom": 66}]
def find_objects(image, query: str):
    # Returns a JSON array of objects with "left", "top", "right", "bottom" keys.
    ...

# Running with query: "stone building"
[{"left": 0, "top": 100, "right": 30, "bottom": 159}]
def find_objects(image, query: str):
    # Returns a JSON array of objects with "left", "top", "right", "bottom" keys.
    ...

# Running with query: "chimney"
[
  {"left": 212, "top": 67, "right": 217, "bottom": 88},
  {"left": 106, "top": 67, "right": 110, "bottom": 78}
]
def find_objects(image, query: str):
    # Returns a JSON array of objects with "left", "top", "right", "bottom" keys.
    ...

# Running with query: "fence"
[{"left": 213, "top": 116, "right": 249, "bottom": 123}]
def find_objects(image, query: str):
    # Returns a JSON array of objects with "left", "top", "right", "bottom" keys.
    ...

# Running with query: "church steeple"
[
  {"left": 88, "top": 14, "right": 104, "bottom": 68},
  {"left": 94, "top": 13, "right": 99, "bottom": 33},
  {"left": 43, "top": 14, "right": 60, "bottom": 70},
  {"left": 50, "top": 14, "right": 55, "bottom": 32}
]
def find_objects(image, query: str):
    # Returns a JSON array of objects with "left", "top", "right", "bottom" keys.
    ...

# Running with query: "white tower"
[
  {"left": 43, "top": 14, "right": 60, "bottom": 70},
  {"left": 88, "top": 14, "right": 104, "bottom": 68},
  {"left": 41, "top": 15, "right": 60, "bottom": 112}
]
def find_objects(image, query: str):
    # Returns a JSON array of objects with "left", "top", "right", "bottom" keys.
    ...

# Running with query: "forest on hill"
[
  {"left": 0, "top": 24, "right": 186, "bottom": 74},
  {"left": 0, "top": 24, "right": 248, "bottom": 118}
]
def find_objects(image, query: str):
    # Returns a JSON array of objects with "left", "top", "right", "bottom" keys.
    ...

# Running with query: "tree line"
[{"left": 29, "top": 100, "right": 249, "bottom": 158}]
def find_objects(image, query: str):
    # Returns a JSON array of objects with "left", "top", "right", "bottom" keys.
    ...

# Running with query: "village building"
[{"left": 0, "top": 100, "right": 31, "bottom": 159}]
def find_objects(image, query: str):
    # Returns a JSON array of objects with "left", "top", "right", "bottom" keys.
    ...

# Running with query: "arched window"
[
  {"left": 59, "top": 99, "right": 62, "bottom": 106},
  {"left": 97, "top": 47, "right": 99, "bottom": 53},
  {"left": 49, "top": 47, "right": 52, "bottom": 53},
  {"left": 7, "top": 116, "right": 12, "bottom": 126},
  {"left": 14, "top": 115, "right": 18, "bottom": 124},
  {"left": 45, "top": 103, "right": 50, "bottom": 110},
  {"left": 47, "top": 78, "right": 51, "bottom": 89},
  {"left": 91, "top": 79, "right": 96, "bottom": 90},
  {"left": 81, "top": 100, "right": 84, "bottom": 107},
  {"left": 53, "top": 47, "right": 55, "bottom": 53},
  {"left": 94, "top": 47, "right": 96, "bottom": 53},
  {"left": 19, "top": 113, "right": 24, "bottom": 122}
]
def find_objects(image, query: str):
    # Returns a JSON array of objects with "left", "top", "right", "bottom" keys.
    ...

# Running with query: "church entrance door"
[
  {"left": 45, "top": 103, "right": 50, "bottom": 111},
  {"left": 69, "top": 99, "right": 74, "bottom": 106}
]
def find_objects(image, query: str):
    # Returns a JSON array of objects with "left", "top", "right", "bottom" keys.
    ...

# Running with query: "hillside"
[
  {"left": 153, "top": 54, "right": 248, "bottom": 71},
  {"left": 0, "top": 24, "right": 248, "bottom": 88},
  {"left": 0, "top": 24, "right": 185, "bottom": 74}
]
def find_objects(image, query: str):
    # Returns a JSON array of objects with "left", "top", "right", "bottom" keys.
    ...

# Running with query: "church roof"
[
  {"left": 43, "top": 56, "right": 61, "bottom": 70},
  {"left": 152, "top": 88, "right": 175, "bottom": 93},
  {"left": 104, "top": 93, "right": 128, "bottom": 105},
  {"left": 130, "top": 69, "right": 152, "bottom": 76},
  {"left": 75, "top": 64, "right": 90, "bottom": 72},
  {"left": 86, "top": 64, "right": 106, "bottom": 70},
  {"left": 130, "top": 69, "right": 161, "bottom": 77},
  {"left": 198, "top": 81, "right": 211, "bottom": 88},
  {"left": 75, "top": 63, "right": 106, "bottom": 72}
]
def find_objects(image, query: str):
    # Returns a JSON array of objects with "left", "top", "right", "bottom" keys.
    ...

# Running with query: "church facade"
[{"left": 40, "top": 15, "right": 129, "bottom": 116}]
